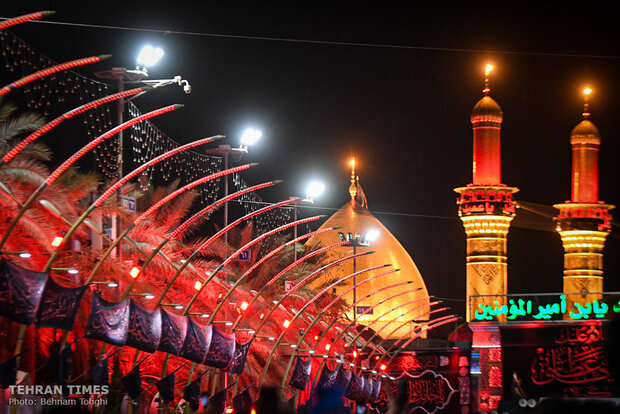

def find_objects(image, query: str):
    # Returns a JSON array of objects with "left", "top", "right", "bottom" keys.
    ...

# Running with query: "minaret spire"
[
  {"left": 555, "top": 85, "right": 614, "bottom": 300},
  {"left": 582, "top": 86, "right": 592, "bottom": 119},
  {"left": 455, "top": 62, "right": 519, "bottom": 413},
  {"left": 483, "top": 63, "right": 493, "bottom": 95},
  {"left": 348, "top": 157, "right": 357, "bottom": 201}
]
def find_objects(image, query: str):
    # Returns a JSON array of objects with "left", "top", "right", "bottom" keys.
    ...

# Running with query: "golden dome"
[
  {"left": 306, "top": 196, "right": 430, "bottom": 340},
  {"left": 471, "top": 95, "right": 503, "bottom": 124},
  {"left": 571, "top": 119, "right": 600, "bottom": 144}
]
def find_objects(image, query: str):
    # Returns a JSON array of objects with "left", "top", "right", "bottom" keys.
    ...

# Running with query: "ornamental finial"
[
  {"left": 582, "top": 86, "right": 592, "bottom": 119},
  {"left": 483, "top": 63, "right": 493, "bottom": 95},
  {"left": 349, "top": 157, "right": 357, "bottom": 200}
]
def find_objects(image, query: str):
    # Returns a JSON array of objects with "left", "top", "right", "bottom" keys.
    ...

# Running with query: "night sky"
[{"left": 2, "top": 2, "right": 620, "bottom": 320}]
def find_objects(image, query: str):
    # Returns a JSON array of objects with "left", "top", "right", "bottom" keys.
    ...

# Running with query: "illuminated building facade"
[
  {"left": 554, "top": 89, "right": 614, "bottom": 298},
  {"left": 306, "top": 160, "right": 430, "bottom": 339},
  {"left": 454, "top": 65, "right": 518, "bottom": 322},
  {"left": 454, "top": 66, "right": 518, "bottom": 412}
]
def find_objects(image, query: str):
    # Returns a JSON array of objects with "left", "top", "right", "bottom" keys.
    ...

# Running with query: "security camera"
[{"left": 181, "top": 80, "right": 192, "bottom": 94}]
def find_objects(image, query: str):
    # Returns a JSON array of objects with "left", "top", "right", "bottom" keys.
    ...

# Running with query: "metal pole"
[
  {"left": 115, "top": 76, "right": 124, "bottom": 259},
  {"left": 224, "top": 152, "right": 229, "bottom": 245},
  {"left": 293, "top": 204, "right": 298, "bottom": 262},
  {"left": 353, "top": 244, "right": 356, "bottom": 327}
]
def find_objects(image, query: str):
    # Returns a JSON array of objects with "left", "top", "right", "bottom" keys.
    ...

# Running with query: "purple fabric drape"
[
  {"left": 370, "top": 379, "right": 382, "bottom": 403},
  {"left": 85, "top": 293, "right": 129, "bottom": 346},
  {"left": 157, "top": 309, "right": 188, "bottom": 355},
  {"left": 204, "top": 325, "right": 235, "bottom": 368},
  {"left": 36, "top": 276, "right": 87, "bottom": 330},
  {"left": 316, "top": 364, "right": 338, "bottom": 389},
  {"left": 289, "top": 356, "right": 312, "bottom": 390},
  {"left": 126, "top": 300, "right": 162, "bottom": 353},
  {"left": 179, "top": 318, "right": 211, "bottom": 364},
  {"left": 362, "top": 375, "right": 373, "bottom": 402},
  {"left": 333, "top": 367, "right": 352, "bottom": 391},
  {"left": 0, "top": 258, "right": 47, "bottom": 324},
  {"left": 345, "top": 372, "right": 365, "bottom": 401}
]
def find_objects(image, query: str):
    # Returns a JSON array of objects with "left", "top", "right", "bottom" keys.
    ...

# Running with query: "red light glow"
[
  {"left": 194, "top": 281, "right": 202, "bottom": 291},
  {"left": 2, "top": 87, "right": 147, "bottom": 164},
  {"left": 240, "top": 301, "right": 249, "bottom": 310},
  {"left": 51, "top": 236, "right": 63, "bottom": 247},
  {"left": 325, "top": 343, "right": 331, "bottom": 351},
  {"left": 283, "top": 320, "right": 291, "bottom": 328},
  {"left": 1, "top": 55, "right": 107, "bottom": 96},
  {"left": 0, "top": 11, "right": 50, "bottom": 31},
  {"left": 380, "top": 364, "right": 387, "bottom": 371},
  {"left": 130, "top": 266, "right": 140, "bottom": 278}
]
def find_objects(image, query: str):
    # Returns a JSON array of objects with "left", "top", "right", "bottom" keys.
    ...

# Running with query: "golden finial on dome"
[
  {"left": 349, "top": 157, "right": 357, "bottom": 200},
  {"left": 483, "top": 63, "right": 493, "bottom": 95},
  {"left": 582, "top": 86, "right": 592, "bottom": 119}
]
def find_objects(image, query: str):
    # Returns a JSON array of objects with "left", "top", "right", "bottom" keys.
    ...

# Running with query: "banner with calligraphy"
[
  {"left": 158, "top": 309, "right": 188, "bottom": 355},
  {"left": 85, "top": 293, "right": 129, "bottom": 346},
  {"left": 179, "top": 318, "right": 212, "bottom": 364},
  {"left": 471, "top": 293, "right": 620, "bottom": 323},
  {"left": 345, "top": 372, "right": 365, "bottom": 401},
  {"left": 204, "top": 325, "right": 235, "bottom": 368},
  {"left": 126, "top": 299, "right": 162, "bottom": 353},
  {"left": 0, "top": 258, "right": 47, "bottom": 324},
  {"left": 289, "top": 356, "right": 312, "bottom": 390},
  {"left": 500, "top": 322, "right": 617, "bottom": 399},
  {"left": 316, "top": 363, "right": 338, "bottom": 390},
  {"left": 227, "top": 339, "right": 252, "bottom": 375},
  {"left": 333, "top": 367, "right": 351, "bottom": 391},
  {"left": 376, "top": 349, "right": 469, "bottom": 414},
  {"left": 35, "top": 276, "right": 87, "bottom": 330}
]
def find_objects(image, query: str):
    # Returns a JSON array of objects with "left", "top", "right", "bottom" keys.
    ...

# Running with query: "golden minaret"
[
  {"left": 454, "top": 64, "right": 519, "bottom": 322},
  {"left": 554, "top": 87, "right": 614, "bottom": 301}
]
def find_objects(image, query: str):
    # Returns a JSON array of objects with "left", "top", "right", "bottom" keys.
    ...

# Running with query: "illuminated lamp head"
[{"left": 130, "top": 266, "right": 140, "bottom": 279}]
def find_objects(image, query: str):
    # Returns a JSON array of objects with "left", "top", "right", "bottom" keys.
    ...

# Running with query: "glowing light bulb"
[
  {"left": 130, "top": 266, "right": 140, "bottom": 278},
  {"left": 325, "top": 343, "right": 331, "bottom": 351},
  {"left": 583, "top": 87, "right": 592, "bottom": 96},
  {"left": 283, "top": 320, "right": 291, "bottom": 328},
  {"left": 380, "top": 363, "right": 387, "bottom": 371},
  {"left": 240, "top": 301, "right": 249, "bottom": 310},
  {"left": 485, "top": 63, "right": 494, "bottom": 76},
  {"left": 51, "top": 236, "right": 63, "bottom": 247},
  {"left": 349, "top": 158, "right": 355, "bottom": 168},
  {"left": 194, "top": 281, "right": 202, "bottom": 291}
]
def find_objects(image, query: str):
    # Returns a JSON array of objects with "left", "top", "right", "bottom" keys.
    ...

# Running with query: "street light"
[
  {"left": 136, "top": 45, "right": 164, "bottom": 70},
  {"left": 95, "top": 46, "right": 191, "bottom": 256},
  {"left": 338, "top": 229, "right": 380, "bottom": 326},
  {"left": 292, "top": 181, "right": 325, "bottom": 263},
  {"left": 205, "top": 128, "right": 262, "bottom": 243}
]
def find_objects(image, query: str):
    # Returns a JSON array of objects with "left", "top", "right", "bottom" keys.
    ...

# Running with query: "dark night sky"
[{"left": 2, "top": 2, "right": 620, "bottom": 319}]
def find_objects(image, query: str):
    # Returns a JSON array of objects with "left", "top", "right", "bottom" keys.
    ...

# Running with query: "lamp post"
[
  {"left": 95, "top": 45, "right": 191, "bottom": 255},
  {"left": 293, "top": 181, "right": 325, "bottom": 262},
  {"left": 205, "top": 127, "right": 261, "bottom": 244},
  {"left": 339, "top": 229, "right": 379, "bottom": 326}
]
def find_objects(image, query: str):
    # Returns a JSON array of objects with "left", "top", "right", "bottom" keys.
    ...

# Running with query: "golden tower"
[
  {"left": 554, "top": 87, "right": 614, "bottom": 298},
  {"left": 454, "top": 65, "right": 519, "bottom": 322},
  {"left": 306, "top": 159, "right": 430, "bottom": 339}
]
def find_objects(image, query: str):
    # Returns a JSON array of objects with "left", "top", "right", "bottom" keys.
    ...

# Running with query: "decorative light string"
[
  {"left": 232, "top": 172, "right": 292, "bottom": 234},
  {"left": 127, "top": 102, "right": 222, "bottom": 203}
]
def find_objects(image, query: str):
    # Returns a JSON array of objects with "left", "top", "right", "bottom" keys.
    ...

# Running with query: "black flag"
[
  {"left": 183, "top": 378, "right": 201, "bottom": 411},
  {"left": 157, "top": 372, "right": 175, "bottom": 405},
  {"left": 121, "top": 365, "right": 141, "bottom": 399}
]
